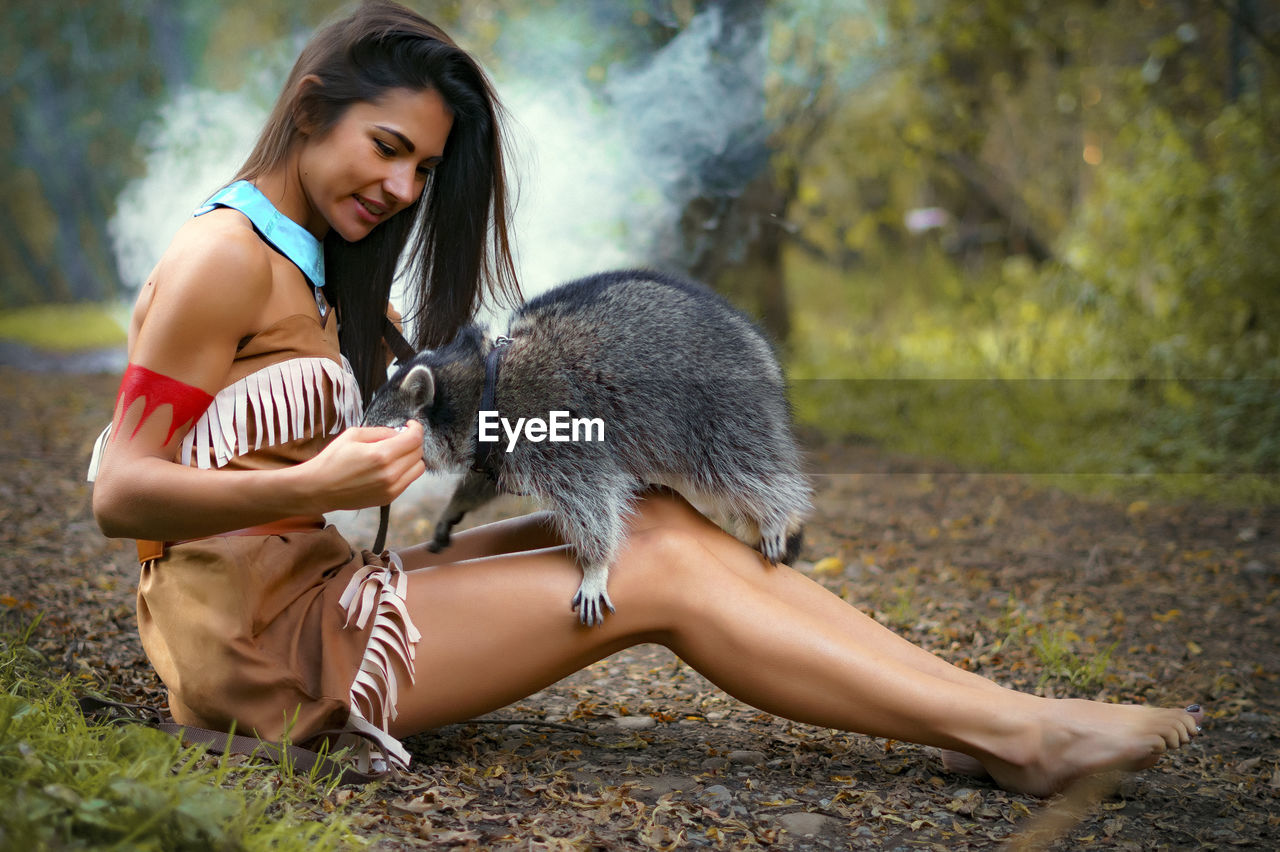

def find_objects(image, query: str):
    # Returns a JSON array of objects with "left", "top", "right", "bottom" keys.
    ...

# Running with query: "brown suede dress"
[{"left": 104, "top": 310, "right": 420, "bottom": 770}]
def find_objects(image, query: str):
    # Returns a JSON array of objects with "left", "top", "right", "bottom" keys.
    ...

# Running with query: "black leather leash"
[
  {"left": 372, "top": 318, "right": 419, "bottom": 554},
  {"left": 382, "top": 316, "right": 417, "bottom": 363},
  {"left": 370, "top": 328, "right": 512, "bottom": 553},
  {"left": 471, "top": 336, "right": 512, "bottom": 481}
]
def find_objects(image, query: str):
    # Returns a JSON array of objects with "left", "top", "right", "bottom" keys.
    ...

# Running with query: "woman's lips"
[{"left": 354, "top": 195, "right": 386, "bottom": 223}]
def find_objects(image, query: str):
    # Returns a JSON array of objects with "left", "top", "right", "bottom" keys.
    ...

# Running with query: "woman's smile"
[{"left": 354, "top": 194, "right": 388, "bottom": 223}]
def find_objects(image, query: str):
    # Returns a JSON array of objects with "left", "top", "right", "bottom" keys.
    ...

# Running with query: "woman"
[{"left": 91, "top": 0, "right": 1200, "bottom": 796}]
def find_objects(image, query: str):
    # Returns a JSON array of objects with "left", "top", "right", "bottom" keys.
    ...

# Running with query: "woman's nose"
[{"left": 384, "top": 163, "right": 419, "bottom": 208}]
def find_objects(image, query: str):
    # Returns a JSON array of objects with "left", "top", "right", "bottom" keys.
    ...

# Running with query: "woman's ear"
[{"left": 292, "top": 74, "right": 324, "bottom": 136}]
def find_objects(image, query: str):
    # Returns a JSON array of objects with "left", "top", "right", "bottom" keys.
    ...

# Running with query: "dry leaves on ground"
[{"left": 2, "top": 366, "right": 1277, "bottom": 850}]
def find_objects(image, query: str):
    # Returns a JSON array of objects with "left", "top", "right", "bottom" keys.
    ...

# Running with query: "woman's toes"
[{"left": 939, "top": 749, "right": 990, "bottom": 778}]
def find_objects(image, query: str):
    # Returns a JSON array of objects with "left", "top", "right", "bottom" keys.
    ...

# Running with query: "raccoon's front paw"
[{"left": 571, "top": 573, "right": 615, "bottom": 627}]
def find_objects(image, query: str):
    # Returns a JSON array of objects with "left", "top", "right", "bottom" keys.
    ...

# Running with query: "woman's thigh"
[
  {"left": 395, "top": 508, "right": 563, "bottom": 569},
  {"left": 387, "top": 522, "right": 713, "bottom": 736},
  {"left": 395, "top": 486, "right": 720, "bottom": 571}
]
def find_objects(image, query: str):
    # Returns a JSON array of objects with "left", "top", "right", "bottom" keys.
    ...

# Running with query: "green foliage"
[
  {"left": 980, "top": 606, "right": 1117, "bottom": 692},
  {"left": 784, "top": 30, "right": 1280, "bottom": 499},
  {"left": 883, "top": 586, "right": 919, "bottom": 630},
  {"left": 1064, "top": 98, "right": 1280, "bottom": 375},
  {"left": 0, "top": 622, "right": 368, "bottom": 852},
  {"left": 777, "top": 0, "right": 1279, "bottom": 502},
  {"left": 784, "top": 243, "right": 1280, "bottom": 503}
]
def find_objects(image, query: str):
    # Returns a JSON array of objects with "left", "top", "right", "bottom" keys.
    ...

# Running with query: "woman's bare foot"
[
  {"left": 940, "top": 748, "right": 990, "bottom": 778},
  {"left": 951, "top": 702, "right": 1203, "bottom": 797}
]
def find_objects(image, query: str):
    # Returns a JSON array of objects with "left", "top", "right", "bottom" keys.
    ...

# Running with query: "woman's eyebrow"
[{"left": 375, "top": 125, "right": 416, "bottom": 153}]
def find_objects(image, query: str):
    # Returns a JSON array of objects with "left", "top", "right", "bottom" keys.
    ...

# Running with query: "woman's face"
[{"left": 297, "top": 87, "right": 454, "bottom": 241}]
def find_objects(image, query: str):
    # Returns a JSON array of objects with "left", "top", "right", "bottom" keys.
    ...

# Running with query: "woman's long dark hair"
[{"left": 235, "top": 0, "right": 520, "bottom": 402}]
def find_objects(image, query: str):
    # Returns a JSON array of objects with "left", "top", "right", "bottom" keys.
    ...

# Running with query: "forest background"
[{"left": 2, "top": 0, "right": 1278, "bottom": 502}]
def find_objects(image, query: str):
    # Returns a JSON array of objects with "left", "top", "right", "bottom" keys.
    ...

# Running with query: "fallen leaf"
[{"left": 812, "top": 557, "right": 844, "bottom": 576}]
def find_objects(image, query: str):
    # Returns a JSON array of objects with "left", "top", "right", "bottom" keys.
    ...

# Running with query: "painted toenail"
[{"left": 1186, "top": 704, "right": 1201, "bottom": 713}]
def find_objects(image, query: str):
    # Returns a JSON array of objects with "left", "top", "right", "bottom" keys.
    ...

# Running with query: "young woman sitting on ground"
[{"left": 90, "top": 0, "right": 1202, "bottom": 796}]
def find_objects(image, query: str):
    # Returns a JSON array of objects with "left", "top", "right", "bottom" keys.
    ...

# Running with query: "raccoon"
[{"left": 363, "top": 269, "right": 811, "bottom": 625}]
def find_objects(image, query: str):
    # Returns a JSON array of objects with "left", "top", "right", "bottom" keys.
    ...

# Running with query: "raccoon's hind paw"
[
  {"left": 784, "top": 528, "right": 804, "bottom": 564},
  {"left": 759, "top": 531, "right": 788, "bottom": 565},
  {"left": 571, "top": 574, "right": 615, "bottom": 627},
  {"left": 428, "top": 521, "right": 455, "bottom": 553}
]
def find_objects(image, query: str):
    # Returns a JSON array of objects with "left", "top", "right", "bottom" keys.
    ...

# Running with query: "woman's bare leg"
[
  {"left": 400, "top": 491, "right": 1007, "bottom": 698},
  {"left": 389, "top": 497, "right": 1200, "bottom": 797},
  {"left": 611, "top": 491, "right": 1027, "bottom": 778},
  {"left": 616, "top": 494, "right": 1204, "bottom": 777}
]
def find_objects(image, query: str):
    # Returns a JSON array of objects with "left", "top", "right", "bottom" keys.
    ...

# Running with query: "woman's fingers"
[
  {"left": 340, "top": 421, "right": 422, "bottom": 445},
  {"left": 308, "top": 420, "right": 425, "bottom": 508}
]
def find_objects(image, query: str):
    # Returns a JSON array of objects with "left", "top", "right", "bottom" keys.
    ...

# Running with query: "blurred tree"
[
  {"left": 0, "top": 0, "right": 355, "bottom": 308},
  {"left": 2, "top": 1, "right": 184, "bottom": 305},
  {"left": 578, "top": 0, "right": 864, "bottom": 343}
]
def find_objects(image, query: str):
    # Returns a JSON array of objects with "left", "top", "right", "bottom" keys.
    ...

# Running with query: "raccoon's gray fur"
[{"left": 363, "top": 269, "right": 811, "bottom": 625}]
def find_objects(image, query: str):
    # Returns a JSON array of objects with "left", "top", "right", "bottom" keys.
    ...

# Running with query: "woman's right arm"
[{"left": 92, "top": 219, "right": 425, "bottom": 542}]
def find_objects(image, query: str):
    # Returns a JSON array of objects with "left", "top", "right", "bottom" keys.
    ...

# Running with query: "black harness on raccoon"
[{"left": 471, "top": 335, "right": 512, "bottom": 481}]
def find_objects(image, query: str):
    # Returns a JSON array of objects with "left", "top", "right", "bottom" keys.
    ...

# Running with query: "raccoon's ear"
[{"left": 400, "top": 365, "right": 435, "bottom": 409}]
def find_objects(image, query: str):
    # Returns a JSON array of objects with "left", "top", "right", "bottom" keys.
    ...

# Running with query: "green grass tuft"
[
  {"left": 1030, "top": 627, "right": 1118, "bottom": 692},
  {"left": 0, "top": 617, "right": 371, "bottom": 851}
]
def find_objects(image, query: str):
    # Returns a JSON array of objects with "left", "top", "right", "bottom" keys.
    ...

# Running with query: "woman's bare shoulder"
[
  {"left": 161, "top": 209, "right": 274, "bottom": 297},
  {"left": 134, "top": 212, "right": 273, "bottom": 335},
  {"left": 129, "top": 210, "right": 275, "bottom": 369}
]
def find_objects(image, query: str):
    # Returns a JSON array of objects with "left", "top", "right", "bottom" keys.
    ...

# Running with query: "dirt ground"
[{"left": 2, "top": 365, "right": 1277, "bottom": 850}]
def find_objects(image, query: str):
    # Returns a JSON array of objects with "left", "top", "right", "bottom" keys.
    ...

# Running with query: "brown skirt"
[{"left": 137, "top": 525, "right": 419, "bottom": 766}]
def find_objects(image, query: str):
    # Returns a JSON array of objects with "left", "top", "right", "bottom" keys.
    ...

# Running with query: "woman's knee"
[{"left": 614, "top": 523, "right": 733, "bottom": 608}]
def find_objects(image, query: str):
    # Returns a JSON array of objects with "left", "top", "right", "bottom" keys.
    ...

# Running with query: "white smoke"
[
  {"left": 490, "top": 5, "right": 767, "bottom": 327},
  {"left": 108, "top": 88, "right": 269, "bottom": 291},
  {"left": 109, "top": 6, "right": 769, "bottom": 328}
]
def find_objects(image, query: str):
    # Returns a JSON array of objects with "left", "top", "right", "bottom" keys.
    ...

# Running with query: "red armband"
[{"left": 114, "top": 363, "right": 214, "bottom": 444}]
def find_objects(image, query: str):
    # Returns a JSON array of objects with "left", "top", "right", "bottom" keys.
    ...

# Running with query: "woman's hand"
[{"left": 297, "top": 420, "right": 427, "bottom": 512}]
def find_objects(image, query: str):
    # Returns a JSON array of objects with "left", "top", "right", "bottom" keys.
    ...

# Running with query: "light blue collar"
[{"left": 195, "top": 180, "right": 325, "bottom": 289}]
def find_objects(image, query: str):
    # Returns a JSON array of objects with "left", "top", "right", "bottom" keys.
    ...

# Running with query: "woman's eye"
[{"left": 374, "top": 139, "right": 394, "bottom": 156}]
